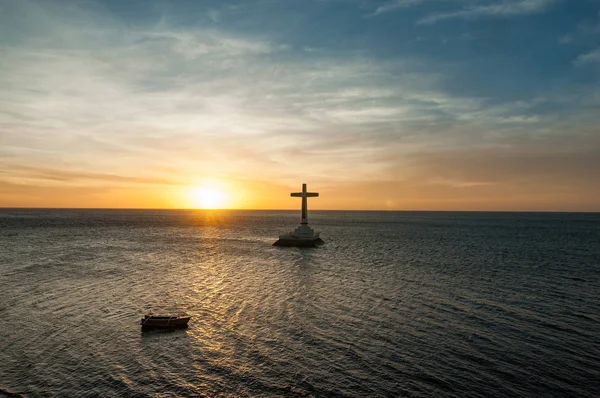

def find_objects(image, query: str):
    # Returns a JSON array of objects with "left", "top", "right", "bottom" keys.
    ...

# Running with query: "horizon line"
[{"left": 0, "top": 207, "right": 598, "bottom": 214}]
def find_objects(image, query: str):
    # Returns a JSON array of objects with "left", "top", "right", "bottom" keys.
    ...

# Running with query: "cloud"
[
  {"left": 370, "top": 0, "right": 426, "bottom": 16},
  {"left": 418, "top": 0, "right": 558, "bottom": 25},
  {"left": 0, "top": 162, "right": 180, "bottom": 187},
  {"left": 405, "top": 141, "right": 600, "bottom": 187},
  {"left": 312, "top": 135, "right": 600, "bottom": 211},
  {"left": 559, "top": 10, "right": 600, "bottom": 44},
  {"left": 574, "top": 47, "right": 600, "bottom": 65},
  {"left": 352, "top": 135, "right": 600, "bottom": 211}
]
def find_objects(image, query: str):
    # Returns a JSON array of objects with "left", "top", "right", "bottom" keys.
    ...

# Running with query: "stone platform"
[{"left": 273, "top": 224, "right": 324, "bottom": 247}]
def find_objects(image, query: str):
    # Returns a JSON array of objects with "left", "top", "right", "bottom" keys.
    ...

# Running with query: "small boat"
[{"left": 140, "top": 315, "right": 191, "bottom": 329}]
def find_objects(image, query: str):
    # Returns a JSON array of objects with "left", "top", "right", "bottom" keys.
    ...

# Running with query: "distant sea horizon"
[{"left": 1, "top": 207, "right": 599, "bottom": 213}]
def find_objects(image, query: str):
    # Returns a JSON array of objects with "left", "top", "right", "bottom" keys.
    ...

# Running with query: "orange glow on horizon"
[{"left": 1, "top": 177, "right": 598, "bottom": 212}]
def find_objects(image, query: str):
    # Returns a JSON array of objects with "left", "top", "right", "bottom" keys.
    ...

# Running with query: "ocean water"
[{"left": 0, "top": 209, "right": 599, "bottom": 397}]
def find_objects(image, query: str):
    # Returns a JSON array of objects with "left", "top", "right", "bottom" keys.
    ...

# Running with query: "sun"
[{"left": 190, "top": 187, "right": 229, "bottom": 209}]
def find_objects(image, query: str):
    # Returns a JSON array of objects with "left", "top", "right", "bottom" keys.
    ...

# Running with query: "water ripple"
[{"left": 1, "top": 210, "right": 599, "bottom": 397}]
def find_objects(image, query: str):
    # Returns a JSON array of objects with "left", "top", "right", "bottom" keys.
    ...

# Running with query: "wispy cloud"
[
  {"left": 370, "top": 0, "right": 426, "bottom": 16},
  {"left": 0, "top": 162, "right": 180, "bottom": 187},
  {"left": 574, "top": 47, "right": 600, "bottom": 65},
  {"left": 559, "top": 11, "right": 600, "bottom": 44},
  {"left": 418, "top": 0, "right": 558, "bottom": 25},
  {"left": 315, "top": 133, "right": 600, "bottom": 211}
]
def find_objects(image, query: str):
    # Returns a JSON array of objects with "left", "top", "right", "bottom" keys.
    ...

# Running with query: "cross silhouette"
[{"left": 290, "top": 183, "right": 319, "bottom": 224}]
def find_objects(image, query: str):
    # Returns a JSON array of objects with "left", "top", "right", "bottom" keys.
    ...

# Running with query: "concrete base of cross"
[{"left": 273, "top": 224, "right": 324, "bottom": 247}]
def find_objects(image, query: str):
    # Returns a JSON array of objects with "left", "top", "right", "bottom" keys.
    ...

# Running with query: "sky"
[{"left": 0, "top": 0, "right": 599, "bottom": 211}]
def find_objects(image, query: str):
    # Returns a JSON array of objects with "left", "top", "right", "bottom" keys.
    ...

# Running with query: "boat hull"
[{"left": 140, "top": 316, "right": 191, "bottom": 329}]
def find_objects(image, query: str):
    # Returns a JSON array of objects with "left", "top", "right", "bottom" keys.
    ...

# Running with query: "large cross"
[{"left": 291, "top": 183, "right": 319, "bottom": 224}]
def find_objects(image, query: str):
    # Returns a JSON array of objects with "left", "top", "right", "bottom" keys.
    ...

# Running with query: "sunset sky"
[{"left": 1, "top": 0, "right": 599, "bottom": 211}]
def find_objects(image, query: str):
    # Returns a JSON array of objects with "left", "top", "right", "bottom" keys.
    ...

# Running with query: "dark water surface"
[{"left": 1, "top": 209, "right": 599, "bottom": 397}]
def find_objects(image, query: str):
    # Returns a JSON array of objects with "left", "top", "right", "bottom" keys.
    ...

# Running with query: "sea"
[{"left": 0, "top": 209, "right": 599, "bottom": 397}]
